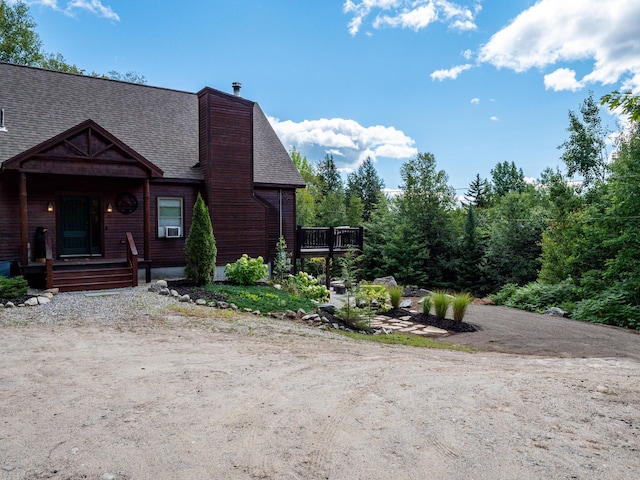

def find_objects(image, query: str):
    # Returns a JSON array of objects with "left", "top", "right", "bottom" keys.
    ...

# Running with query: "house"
[{"left": 0, "top": 62, "right": 305, "bottom": 291}]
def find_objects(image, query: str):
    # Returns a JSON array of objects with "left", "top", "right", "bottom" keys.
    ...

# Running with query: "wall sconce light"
[
  {"left": 106, "top": 203, "right": 113, "bottom": 213},
  {"left": 47, "top": 201, "right": 54, "bottom": 212}
]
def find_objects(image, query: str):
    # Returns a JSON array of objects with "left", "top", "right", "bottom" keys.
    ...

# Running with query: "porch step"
[{"left": 52, "top": 266, "right": 134, "bottom": 292}]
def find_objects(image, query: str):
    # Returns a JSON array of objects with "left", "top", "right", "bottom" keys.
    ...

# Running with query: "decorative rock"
[
  {"left": 544, "top": 307, "right": 567, "bottom": 317},
  {"left": 273, "top": 284, "right": 282, "bottom": 290},
  {"left": 218, "top": 301, "right": 229, "bottom": 309},
  {"left": 170, "top": 289, "right": 179, "bottom": 297},
  {"left": 333, "top": 284, "right": 347, "bottom": 294},
  {"left": 37, "top": 297, "right": 51, "bottom": 305},
  {"left": 230, "top": 303, "right": 238, "bottom": 310},
  {"left": 297, "top": 308, "right": 306, "bottom": 316},
  {"left": 243, "top": 308, "right": 253, "bottom": 312},
  {"left": 404, "top": 287, "right": 431, "bottom": 297},
  {"left": 44, "top": 288, "right": 59, "bottom": 295},
  {"left": 207, "top": 301, "right": 217, "bottom": 308},
  {"left": 25, "top": 297, "right": 39, "bottom": 306},
  {"left": 5, "top": 301, "right": 15, "bottom": 308},
  {"left": 158, "top": 287, "right": 170, "bottom": 296},
  {"left": 195, "top": 299, "right": 207, "bottom": 306},
  {"left": 147, "top": 284, "right": 162, "bottom": 292},
  {"left": 318, "top": 303, "right": 336, "bottom": 315},
  {"left": 284, "top": 310, "right": 296, "bottom": 319},
  {"left": 178, "top": 294, "right": 191, "bottom": 302},
  {"left": 156, "top": 279, "right": 168, "bottom": 288},
  {"left": 373, "top": 276, "right": 397, "bottom": 288},
  {"left": 399, "top": 299, "right": 412, "bottom": 308},
  {"left": 302, "top": 313, "right": 320, "bottom": 322},
  {"left": 2, "top": 466, "right": 15, "bottom": 472},
  {"left": 101, "top": 474, "right": 116, "bottom": 480},
  {"left": 41, "top": 292, "right": 54, "bottom": 299},
  {"left": 473, "top": 297, "right": 495, "bottom": 305},
  {"left": 253, "top": 310, "right": 261, "bottom": 315},
  {"left": 332, "top": 323, "right": 340, "bottom": 329}
]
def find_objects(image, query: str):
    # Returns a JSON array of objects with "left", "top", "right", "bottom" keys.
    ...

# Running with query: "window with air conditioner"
[{"left": 158, "top": 197, "right": 183, "bottom": 238}]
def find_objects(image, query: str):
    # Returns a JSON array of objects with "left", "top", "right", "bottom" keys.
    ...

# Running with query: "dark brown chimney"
[{"left": 232, "top": 82, "right": 242, "bottom": 97}]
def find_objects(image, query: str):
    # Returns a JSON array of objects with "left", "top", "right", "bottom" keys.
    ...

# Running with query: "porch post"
[
  {"left": 143, "top": 178, "right": 151, "bottom": 283},
  {"left": 19, "top": 172, "right": 29, "bottom": 265}
]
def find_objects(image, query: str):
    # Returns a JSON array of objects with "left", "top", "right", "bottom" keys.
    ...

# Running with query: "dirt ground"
[{"left": 1, "top": 290, "right": 639, "bottom": 479}]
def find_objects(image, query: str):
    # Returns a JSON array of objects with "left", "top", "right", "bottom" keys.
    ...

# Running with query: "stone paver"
[{"left": 372, "top": 314, "right": 449, "bottom": 337}]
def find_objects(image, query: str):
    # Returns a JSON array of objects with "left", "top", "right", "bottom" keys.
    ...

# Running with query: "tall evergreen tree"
[
  {"left": 345, "top": 157, "right": 385, "bottom": 221},
  {"left": 490, "top": 161, "right": 526, "bottom": 197},
  {"left": 464, "top": 174, "right": 492, "bottom": 208},
  {"left": 184, "top": 194, "right": 217, "bottom": 286}
]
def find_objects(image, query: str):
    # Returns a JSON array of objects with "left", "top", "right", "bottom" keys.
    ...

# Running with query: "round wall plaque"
[{"left": 115, "top": 192, "right": 138, "bottom": 214}]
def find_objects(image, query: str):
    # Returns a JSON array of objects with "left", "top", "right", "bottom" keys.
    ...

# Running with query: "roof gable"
[{"left": 2, "top": 119, "right": 163, "bottom": 178}]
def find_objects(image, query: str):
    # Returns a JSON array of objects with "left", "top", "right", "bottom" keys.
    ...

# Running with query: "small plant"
[
  {"left": 388, "top": 286, "right": 403, "bottom": 309},
  {"left": 452, "top": 292, "right": 473, "bottom": 322},
  {"left": 0, "top": 275, "right": 28, "bottom": 299},
  {"left": 432, "top": 290, "right": 451, "bottom": 319},
  {"left": 421, "top": 295, "right": 433, "bottom": 315},
  {"left": 289, "top": 271, "right": 329, "bottom": 302},
  {"left": 272, "top": 236, "right": 292, "bottom": 283},
  {"left": 356, "top": 283, "right": 389, "bottom": 311},
  {"left": 225, "top": 254, "right": 268, "bottom": 285}
]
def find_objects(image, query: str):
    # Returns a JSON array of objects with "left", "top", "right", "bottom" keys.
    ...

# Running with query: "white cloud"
[
  {"left": 430, "top": 63, "right": 472, "bottom": 81},
  {"left": 478, "top": 0, "right": 640, "bottom": 90},
  {"left": 344, "top": 0, "right": 478, "bottom": 35},
  {"left": 268, "top": 116, "right": 418, "bottom": 171},
  {"left": 470, "top": 97, "right": 479, "bottom": 104},
  {"left": 490, "top": 116, "right": 499, "bottom": 122},
  {"left": 544, "top": 68, "right": 584, "bottom": 92},
  {"left": 15, "top": 1, "right": 119, "bottom": 21},
  {"left": 462, "top": 49, "right": 474, "bottom": 60}
]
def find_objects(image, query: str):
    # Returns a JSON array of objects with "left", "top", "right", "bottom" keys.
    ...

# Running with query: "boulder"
[
  {"left": 318, "top": 303, "right": 336, "bottom": 315},
  {"left": 399, "top": 299, "right": 412, "bottom": 309},
  {"left": 195, "top": 299, "right": 207, "bottom": 306},
  {"left": 178, "top": 294, "right": 191, "bottom": 303},
  {"left": 544, "top": 307, "right": 568, "bottom": 317},
  {"left": 158, "top": 287, "right": 170, "bottom": 296},
  {"left": 37, "top": 297, "right": 51, "bottom": 305},
  {"left": 24, "top": 297, "right": 39, "bottom": 306},
  {"left": 156, "top": 279, "right": 168, "bottom": 288},
  {"left": 373, "top": 276, "right": 397, "bottom": 288}
]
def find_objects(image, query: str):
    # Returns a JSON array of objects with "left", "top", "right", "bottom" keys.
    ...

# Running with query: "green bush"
[
  {"left": 184, "top": 193, "right": 217, "bottom": 286},
  {"left": 0, "top": 276, "right": 29, "bottom": 298},
  {"left": 421, "top": 295, "right": 433, "bottom": 315},
  {"left": 490, "top": 281, "right": 576, "bottom": 313},
  {"left": 452, "top": 293, "right": 473, "bottom": 322},
  {"left": 572, "top": 285, "right": 640, "bottom": 330},
  {"left": 204, "top": 283, "right": 316, "bottom": 314},
  {"left": 432, "top": 291, "right": 451, "bottom": 319},
  {"left": 288, "top": 271, "right": 329, "bottom": 302},
  {"left": 225, "top": 254, "right": 268, "bottom": 285},
  {"left": 356, "top": 283, "right": 389, "bottom": 309},
  {"left": 388, "top": 286, "right": 403, "bottom": 309}
]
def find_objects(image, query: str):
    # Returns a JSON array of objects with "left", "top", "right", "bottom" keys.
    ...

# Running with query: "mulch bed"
[{"left": 384, "top": 308, "right": 477, "bottom": 333}]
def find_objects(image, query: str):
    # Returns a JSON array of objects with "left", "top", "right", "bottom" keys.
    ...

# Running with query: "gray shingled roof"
[
  {"left": 0, "top": 62, "right": 304, "bottom": 187},
  {"left": 253, "top": 103, "right": 305, "bottom": 188},
  {"left": 0, "top": 62, "right": 201, "bottom": 180}
]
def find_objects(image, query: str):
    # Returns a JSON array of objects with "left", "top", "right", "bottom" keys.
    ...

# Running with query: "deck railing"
[
  {"left": 296, "top": 226, "right": 364, "bottom": 257},
  {"left": 126, "top": 232, "right": 138, "bottom": 287}
]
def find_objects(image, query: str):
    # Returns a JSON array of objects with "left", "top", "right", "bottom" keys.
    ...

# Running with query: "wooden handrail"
[
  {"left": 296, "top": 226, "right": 363, "bottom": 253},
  {"left": 45, "top": 231, "right": 53, "bottom": 289},
  {"left": 125, "top": 232, "right": 138, "bottom": 287}
]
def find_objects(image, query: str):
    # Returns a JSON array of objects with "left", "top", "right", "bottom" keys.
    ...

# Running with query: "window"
[{"left": 158, "top": 197, "right": 183, "bottom": 238}]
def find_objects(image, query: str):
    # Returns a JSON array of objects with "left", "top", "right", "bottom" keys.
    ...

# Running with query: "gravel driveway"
[
  {"left": 448, "top": 304, "right": 640, "bottom": 360},
  {"left": 1, "top": 287, "right": 638, "bottom": 479}
]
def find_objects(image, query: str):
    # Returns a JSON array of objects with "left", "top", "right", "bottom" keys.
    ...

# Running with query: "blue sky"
[{"left": 15, "top": 0, "right": 640, "bottom": 195}]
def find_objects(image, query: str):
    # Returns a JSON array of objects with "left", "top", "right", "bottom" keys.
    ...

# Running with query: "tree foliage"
[
  {"left": 346, "top": 157, "right": 385, "bottom": 220},
  {"left": 490, "top": 161, "right": 526, "bottom": 197},
  {"left": 184, "top": 193, "right": 217, "bottom": 286}
]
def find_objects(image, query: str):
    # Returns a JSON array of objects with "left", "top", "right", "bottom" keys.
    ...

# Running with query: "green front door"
[{"left": 60, "top": 196, "right": 101, "bottom": 256}]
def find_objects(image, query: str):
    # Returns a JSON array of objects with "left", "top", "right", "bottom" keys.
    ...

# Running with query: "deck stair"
[{"left": 51, "top": 262, "right": 134, "bottom": 292}]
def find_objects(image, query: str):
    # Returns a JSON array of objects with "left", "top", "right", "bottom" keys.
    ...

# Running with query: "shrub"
[
  {"left": 356, "top": 283, "right": 389, "bottom": 310},
  {"left": 184, "top": 193, "right": 216, "bottom": 286},
  {"left": 388, "top": 286, "right": 403, "bottom": 309},
  {"left": 225, "top": 254, "right": 268, "bottom": 285},
  {"left": 452, "top": 293, "right": 473, "bottom": 322},
  {"left": 490, "top": 280, "right": 576, "bottom": 313},
  {"left": 432, "top": 291, "right": 451, "bottom": 319},
  {"left": 421, "top": 295, "right": 433, "bottom": 315},
  {"left": 288, "top": 271, "right": 329, "bottom": 302},
  {"left": 272, "top": 236, "right": 292, "bottom": 283},
  {"left": 0, "top": 275, "right": 28, "bottom": 298},
  {"left": 572, "top": 285, "right": 640, "bottom": 330}
]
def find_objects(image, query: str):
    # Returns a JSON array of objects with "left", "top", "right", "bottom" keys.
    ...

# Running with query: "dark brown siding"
[
  {"left": 254, "top": 187, "right": 297, "bottom": 262},
  {"left": 198, "top": 89, "right": 268, "bottom": 265},
  {"left": 148, "top": 182, "right": 201, "bottom": 268},
  {"left": 0, "top": 172, "right": 21, "bottom": 261}
]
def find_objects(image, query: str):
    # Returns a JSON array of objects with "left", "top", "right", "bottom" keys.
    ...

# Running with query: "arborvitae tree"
[
  {"left": 457, "top": 206, "right": 487, "bottom": 294},
  {"left": 184, "top": 193, "right": 217, "bottom": 286}
]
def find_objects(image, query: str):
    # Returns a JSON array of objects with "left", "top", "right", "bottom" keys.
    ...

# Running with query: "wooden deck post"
[{"left": 19, "top": 172, "right": 29, "bottom": 266}]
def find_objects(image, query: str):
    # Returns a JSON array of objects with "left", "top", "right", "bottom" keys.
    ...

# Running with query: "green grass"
[
  {"left": 335, "top": 330, "right": 476, "bottom": 352},
  {"left": 203, "top": 283, "right": 317, "bottom": 314}
]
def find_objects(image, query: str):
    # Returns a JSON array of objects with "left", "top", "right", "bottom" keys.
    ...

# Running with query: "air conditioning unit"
[{"left": 165, "top": 226, "right": 182, "bottom": 238}]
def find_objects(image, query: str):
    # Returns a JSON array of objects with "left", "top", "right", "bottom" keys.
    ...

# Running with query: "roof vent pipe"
[{"left": 232, "top": 82, "right": 242, "bottom": 97}]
